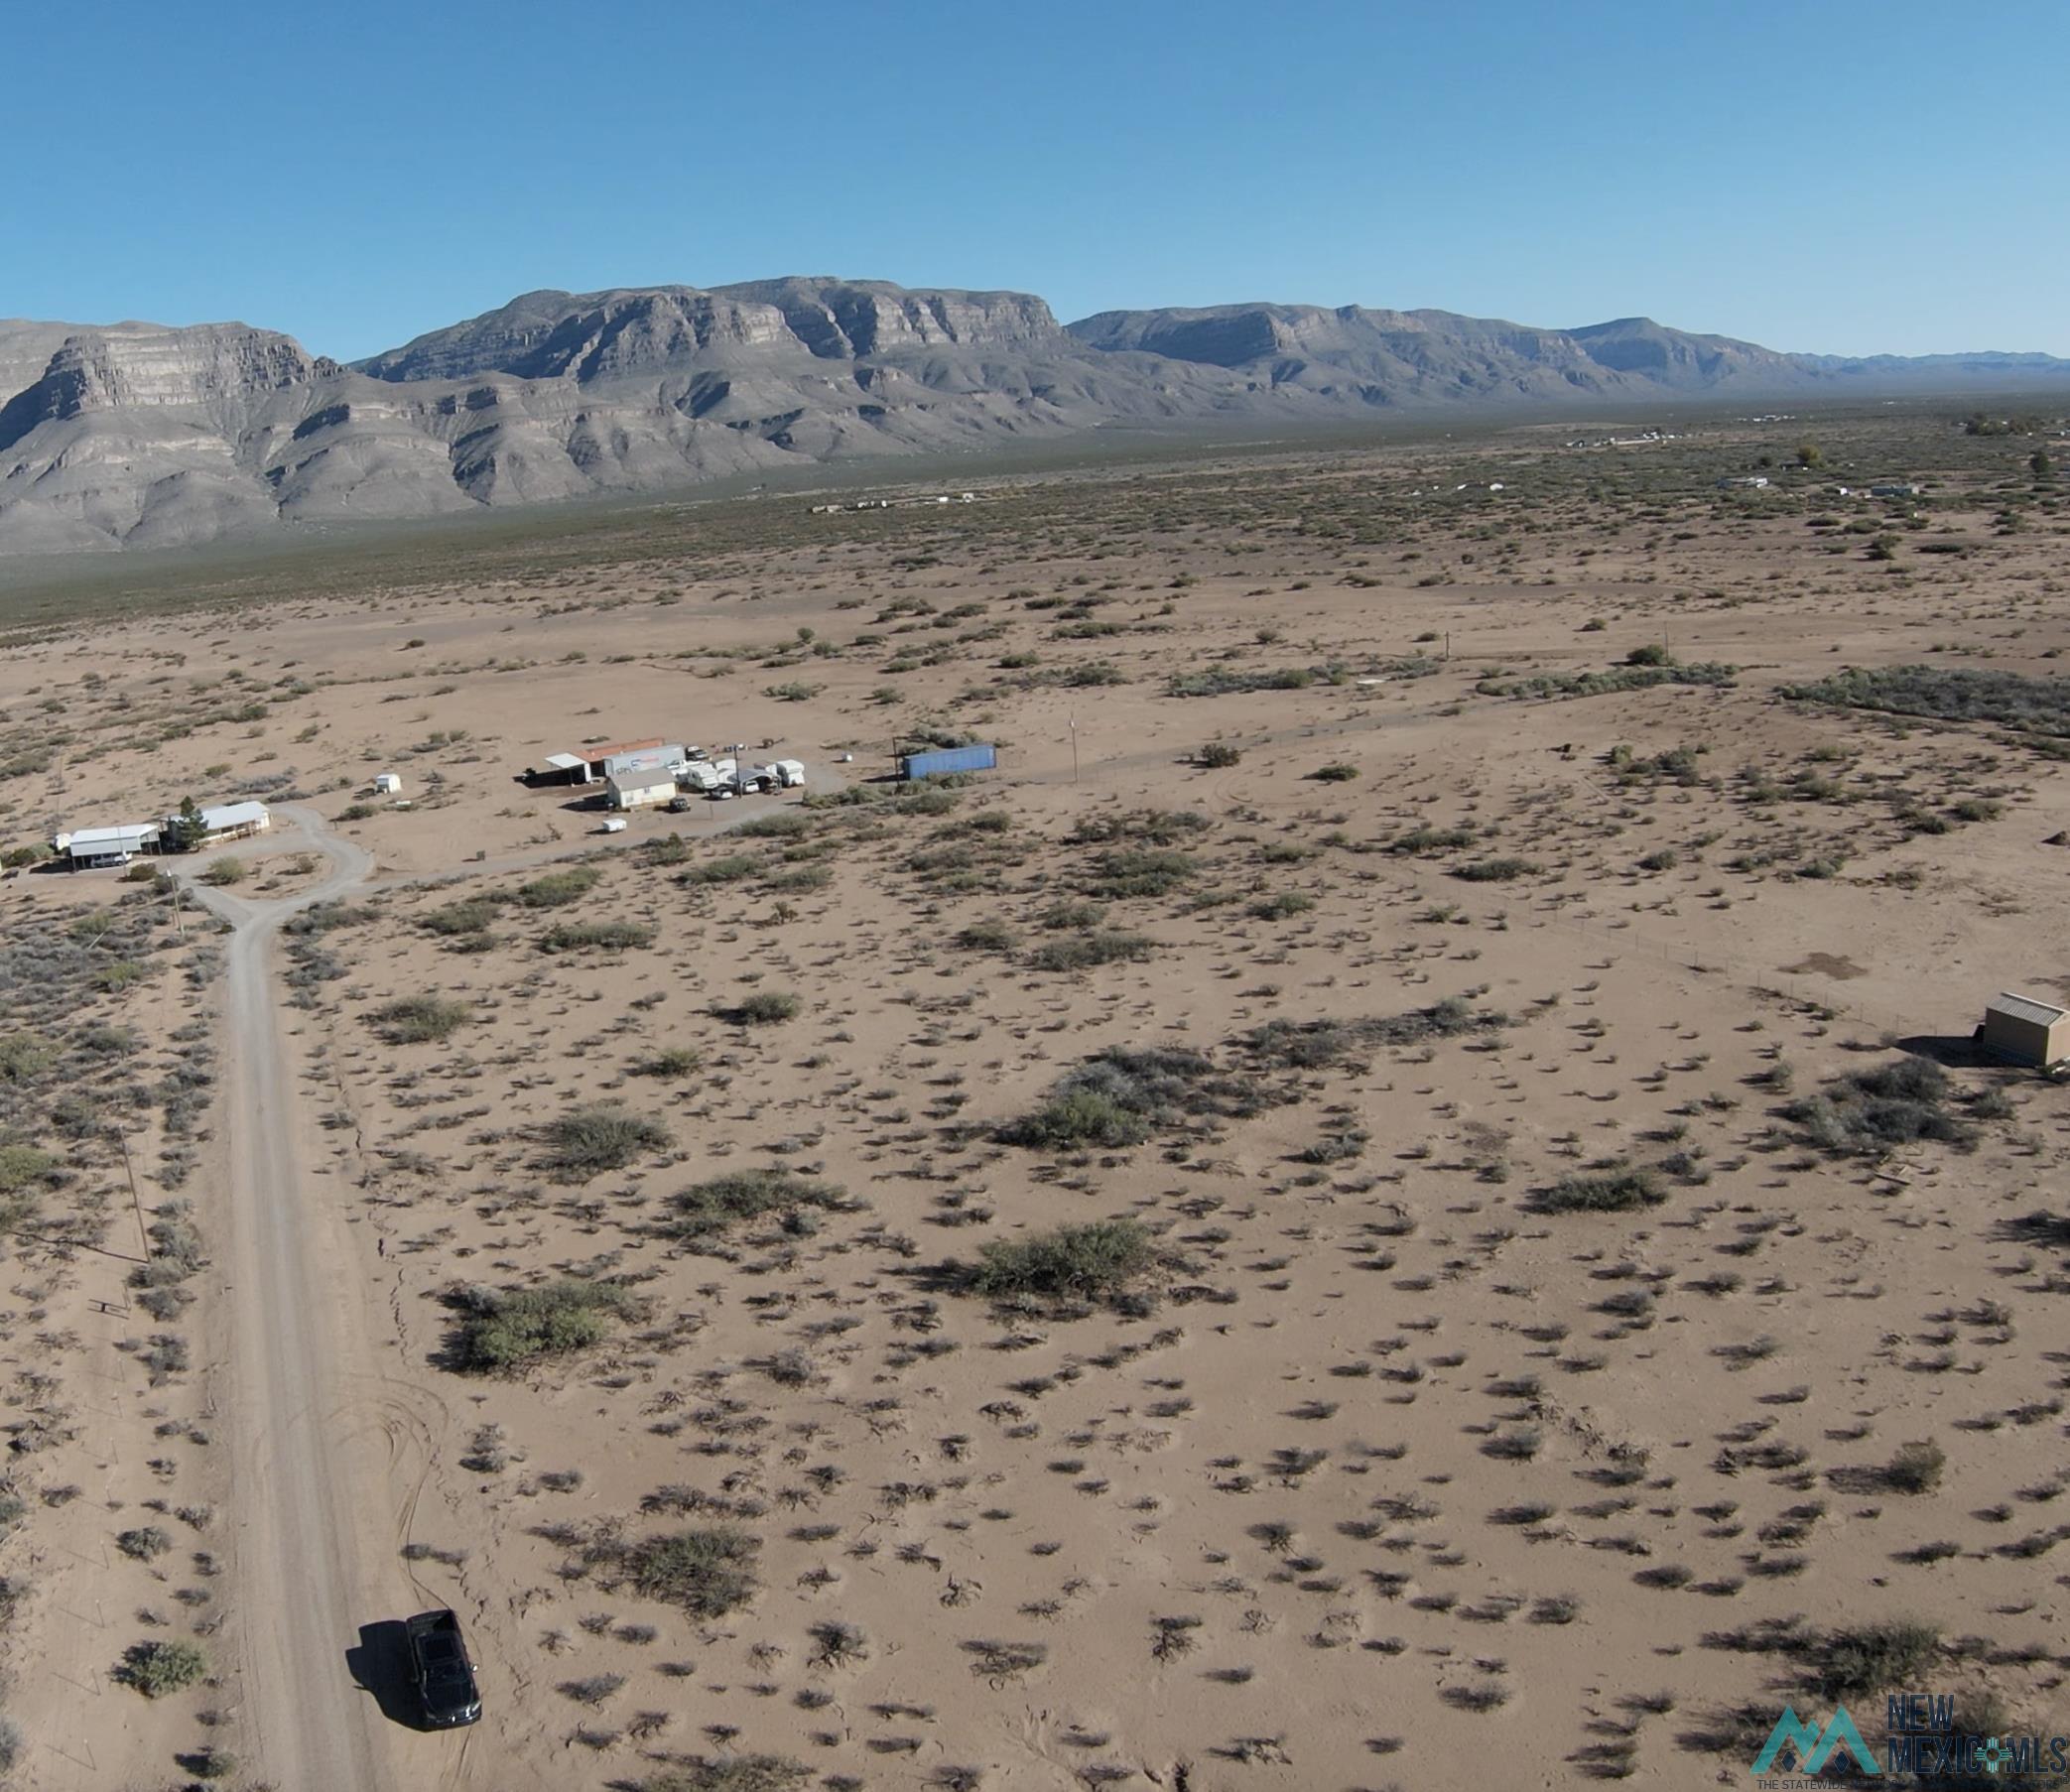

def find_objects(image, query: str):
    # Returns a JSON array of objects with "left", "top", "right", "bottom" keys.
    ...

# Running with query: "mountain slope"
[{"left": 3, "top": 280, "right": 2066, "bottom": 554}]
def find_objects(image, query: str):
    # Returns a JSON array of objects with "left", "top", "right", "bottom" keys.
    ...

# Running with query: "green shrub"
[
  {"left": 733, "top": 811, "right": 812, "bottom": 839},
  {"left": 666, "top": 1169, "right": 851, "bottom": 1238},
  {"left": 1085, "top": 848, "right": 1197, "bottom": 899},
  {"left": 422, "top": 897, "right": 503, "bottom": 935},
  {"left": 1389, "top": 825, "right": 1477, "bottom": 855},
  {"left": 369, "top": 995, "right": 472, "bottom": 1044},
  {"left": 632, "top": 1046, "right": 702, "bottom": 1080},
  {"left": 639, "top": 1758, "right": 810, "bottom": 1792},
  {"left": 1024, "top": 931, "right": 1155, "bottom": 972},
  {"left": 714, "top": 990, "right": 801, "bottom": 1026},
  {"left": 1068, "top": 809, "right": 1210, "bottom": 846},
  {"left": 955, "top": 919, "right": 1019, "bottom": 952},
  {"left": 538, "top": 1105, "right": 672, "bottom": 1181},
  {"left": 119, "top": 1638, "right": 208, "bottom": 1698},
  {"left": 539, "top": 920, "right": 656, "bottom": 953},
  {"left": 1626, "top": 643, "right": 1671, "bottom": 667},
  {"left": 1248, "top": 890, "right": 1316, "bottom": 920},
  {"left": 198, "top": 858, "right": 246, "bottom": 887},
  {"left": 763, "top": 682, "right": 822, "bottom": 702},
  {"left": 1312, "top": 762, "right": 1359, "bottom": 782},
  {"left": 0, "top": 1034, "right": 57, "bottom": 1082},
  {"left": 516, "top": 865, "right": 602, "bottom": 908},
  {"left": 0, "top": 1145, "right": 57, "bottom": 1197},
  {"left": 1783, "top": 1059, "right": 1972, "bottom": 1158},
  {"left": 1880, "top": 1441, "right": 1946, "bottom": 1494},
  {"left": 606, "top": 1526, "right": 759, "bottom": 1617},
  {"left": 1196, "top": 742, "right": 1242, "bottom": 767},
  {"left": 681, "top": 853, "right": 760, "bottom": 886},
  {"left": 1810, "top": 1621, "right": 1940, "bottom": 1698},
  {"left": 1534, "top": 1169, "right": 1667, "bottom": 1214},
  {"left": 999, "top": 1085, "right": 1149, "bottom": 1149},
  {"left": 453, "top": 1278, "right": 633, "bottom": 1370},
  {"left": 1452, "top": 856, "right": 1538, "bottom": 883},
  {"left": 1782, "top": 666, "right": 2070, "bottom": 738},
  {"left": 970, "top": 1218, "right": 1154, "bottom": 1304}
]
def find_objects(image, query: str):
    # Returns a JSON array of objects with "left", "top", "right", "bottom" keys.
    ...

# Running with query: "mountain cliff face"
[{"left": 2, "top": 279, "right": 2066, "bottom": 554}]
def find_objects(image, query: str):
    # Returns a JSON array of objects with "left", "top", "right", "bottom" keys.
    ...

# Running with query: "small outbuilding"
[
  {"left": 1979, "top": 992, "right": 2070, "bottom": 1069},
  {"left": 606, "top": 770, "right": 676, "bottom": 811},
  {"left": 56, "top": 823, "right": 161, "bottom": 868},
  {"left": 374, "top": 773, "right": 404, "bottom": 796}
]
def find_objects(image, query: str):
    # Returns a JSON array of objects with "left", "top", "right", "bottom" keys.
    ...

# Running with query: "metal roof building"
[
  {"left": 1980, "top": 992, "right": 2070, "bottom": 1069},
  {"left": 192, "top": 801, "right": 271, "bottom": 841},
  {"left": 56, "top": 822, "right": 161, "bottom": 865}
]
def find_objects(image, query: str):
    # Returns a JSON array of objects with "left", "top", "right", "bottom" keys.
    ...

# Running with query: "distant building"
[
  {"left": 1870, "top": 481, "right": 1921, "bottom": 498},
  {"left": 1718, "top": 475, "right": 1769, "bottom": 490},
  {"left": 176, "top": 801, "right": 271, "bottom": 845},
  {"left": 1978, "top": 992, "right": 2069, "bottom": 1069},
  {"left": 606, "top": 769, "right": 677, "bottom": 811},
  {"left": 373, "top": 773, "right": 404, "bottom": 795},
  {"left": 55, "top": 822, "right": 160, "bottom": 868},
  {"left": 528, "top": 752, "right": 594, "bottom": 787}
]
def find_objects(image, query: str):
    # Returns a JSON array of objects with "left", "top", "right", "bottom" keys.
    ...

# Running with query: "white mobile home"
[
  {"left": 178, "top": 801, "right": 271, "bottom": 846},
  {"left": 606, "top": 770, "right": 677, "bottom": 811},
  {"left": 56, "top": 822, "right": 161, "bottom": 868}
]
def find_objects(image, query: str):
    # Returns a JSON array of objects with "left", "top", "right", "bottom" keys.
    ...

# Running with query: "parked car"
[{"left": 405, "top": 1609, "right": 481, "bottom": 1728}]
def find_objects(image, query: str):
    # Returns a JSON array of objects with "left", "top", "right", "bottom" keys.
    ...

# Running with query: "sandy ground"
[{"left": 1, "top": 413, "right": 2067, "bottom": 1791}]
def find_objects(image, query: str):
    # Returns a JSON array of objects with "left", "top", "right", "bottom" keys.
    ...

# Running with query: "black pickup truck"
[{"left": 405, "top": 1608, "right": 482, "bottom": 1728}]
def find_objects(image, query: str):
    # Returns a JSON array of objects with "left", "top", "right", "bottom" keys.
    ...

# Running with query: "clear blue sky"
[{"left": 9, "top": 0, "right": 2066, "bottom": 361}]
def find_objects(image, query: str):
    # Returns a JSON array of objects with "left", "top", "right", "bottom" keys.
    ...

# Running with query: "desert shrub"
[
  {"left": 713, "top": 991, "right": 801, "bottom": 1026},
  {"left": 632, "top": 1046, "right": 702, "bottom": 1080},
  {"left": 732, "top": 811, "right": 811, "bottom": 839},
  {"left": 955, "top": 919, "right": 1019, "bottom": 953},
  {"left": 516, "top": 865, "right": 602, "bottom": 908},
  {"left": 369, "top": 995, "right": 471, "bottom": 1045},
  {"left": 764, "top": 681, "right": 822, "bottom": 702},
  {"left": 1067, "top": 809, "right": 1210, "bottom": 847},
  {"left": 1312, "top": 763, "right": 1359, "bottom": 782},
  {"left": 1024, "top": 931, "right": 1155, "bottom": 972},
  {"left": 1002, "top": 1046, "right": 1261, "bottom": 1149},
  {"left": 1535, "top": 1169, "right": 1667, "bottom": 1214},
  {"left": 666, "top": 1169, "right": 852, "bottom": 1239},
  {"left": 970, "top": 1218, "right": 1153, "bottom": 1304},
  {"left": 538, "top": 1105, "right": 672, "bottom": 1180},
  {"left": 116, "top": 1525, "right": 173, "bottom": 1561},
  {"left": 1783, "top": 1059, "right": 1973, "bottom": 1158},
  {"left": 119, "top": 1638, "right": 207, "bottom": 1698},
  {"left": 1482, "top": 661, "right": 1737, "bottom": 700},
  {"left": 681, "top": 853, "right": 760, "bottom": 886},
  {"left": 1240, "top": 997, "right": 1502, "bottom": 1070},
  {"left": 1880, "top": 1441, "right": 1946, "bottom": 1494},
  {"left": 540, "top": 920, "right": 657, "bottom": 953},
  {"left": 1808, "top": 1621, "right": 1940, "bottom": 1698},
  {"left": 336, "top": 804, "right": 376, "bottom": 822},
  {"left": 1084, "top": 848, "right": 1197, "bottom": 899},
  {"left": 1783, "top": 666, "right": 2070, "bottom": 738},
  {"left": 0, "top": 1034, "right": 57, "bottom": 1082},
  {"left": 638, "top": 1755, "right": 809, "bottom": 1792},
  {"left": 1248, "top": 891, "right": 1316, "bottom": 920},
  {"left": 1452, "top": 856, "right": 1538, "bottom": 883},
  {"left": 1196, "top": 742, "right": 1242, "bottom": 767},
  {"left": 421, "top": 897, "right": 503, "bottom": 936},
  {"left": 452, "top": 1279, "right": 634, "bottom": 1370},
  {"left": 198, "top": 858, "right": 246, "bottom": 887},
  {"left": 1389, "top": 825, "right": 1476, "bottom": 855},
  {"left": 606, "top": 1526, "right": 759, "bottom": 1617},
  {"left": 0, "top": 1144, "right": 56, "bottom": 1198},
  {"left": 1626, "top": 643, "right": 1671, "bottom": 667}
]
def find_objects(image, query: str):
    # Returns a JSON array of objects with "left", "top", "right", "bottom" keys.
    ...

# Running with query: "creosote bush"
[
  {"left": 452, "top": 1279, "right": 634, "bottom": 1371},
  {"left": 1534, "top": 1168, "right": 1668, "bottom": 1214},
  {"left": 516, "top": 865, "right": 602, "bottom": 908},
  {"left": 968, "top": 1218, "right": 1154, "bottom": 1306},
  {"left": 666, "top": 1169, "right": 854, "bottom": 1239},
  {"left": 1783, "top": 1059, "right": 1973, "bottom": 1158},
  {"left": 714, "top": 991, "right": 801, "bottom": 1026},
  {"left": 369, "top": 994, "right": 472, "bottom": 1045},
  {"left": 591, "top": 1525, "right": 760, "bottom": 1617},
  {"left": 119, "top": 1638, "right": 208, "bottom": 1698},
  {"left": 538, "top": 1104, "right": 672, "bottom": 1180},
  {"left": 638, "top": 1755, "right": 810, "bottom": 1792}
]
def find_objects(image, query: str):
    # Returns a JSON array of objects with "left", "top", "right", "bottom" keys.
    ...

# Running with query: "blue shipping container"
[{"left": 900, "top": 742, "right": 997, "bottom": 781}]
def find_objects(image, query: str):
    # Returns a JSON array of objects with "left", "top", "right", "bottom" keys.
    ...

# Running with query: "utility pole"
[{"left": 1070, "top": 716, "right": 1080, "bottom": 785}]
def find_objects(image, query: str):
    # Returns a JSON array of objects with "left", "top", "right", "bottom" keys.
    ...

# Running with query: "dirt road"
[{"left": 188, "top": 809, "right": 409, "bottom": 1790}]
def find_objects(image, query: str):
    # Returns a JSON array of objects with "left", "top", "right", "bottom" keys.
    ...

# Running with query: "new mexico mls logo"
[{"left": 1751, "top": 1705, "right": 1881, "bottom": 1776}]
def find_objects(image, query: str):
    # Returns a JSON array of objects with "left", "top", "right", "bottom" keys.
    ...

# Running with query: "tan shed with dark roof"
[{"left": 1979, "top": 992, "right": 2070, "bottom": 1068}]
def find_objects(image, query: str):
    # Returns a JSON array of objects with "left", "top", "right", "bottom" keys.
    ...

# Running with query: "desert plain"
[{"left": 0, "top": 407, "right": 2067, "bottom": 1792}]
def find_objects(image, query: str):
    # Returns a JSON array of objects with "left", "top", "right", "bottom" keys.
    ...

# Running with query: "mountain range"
[{"left": 2, "top": 278, "right": 2064, "bottom": 554}]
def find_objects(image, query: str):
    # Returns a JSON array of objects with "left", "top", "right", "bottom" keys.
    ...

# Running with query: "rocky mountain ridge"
[{"left": 2, "top": 279, "right": 2064, "bottom": 553}]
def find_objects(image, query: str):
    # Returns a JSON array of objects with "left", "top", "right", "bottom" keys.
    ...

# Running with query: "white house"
[
  {"left": 171, "top": 801, "right": 271, "bottom": 846},
  {"left": 373, "top": 773, "right": 403, "bottom": 796},
  {"left": 56, "top": 822, "right": 161, "bottom": 868},
  {"left": 606, "top": 770, "right": 676, "bottom": 811}
]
